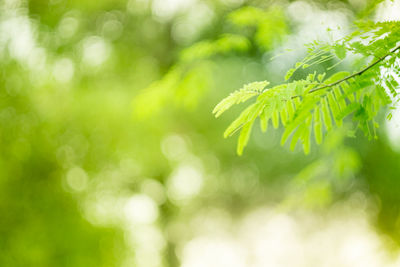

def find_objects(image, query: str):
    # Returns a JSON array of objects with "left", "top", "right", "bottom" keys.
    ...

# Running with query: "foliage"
[
  {"left": 227, "top": 6, "right": 288, "bottom": 50},
  {"left": 3, "top": 1, "right": 400, "bottom": 266},
  {"left": 133, "top": 6, "right": 288, "bottom": 118},
  {"left": 214, "top": 20, "right": 400, "bottom": 155}
]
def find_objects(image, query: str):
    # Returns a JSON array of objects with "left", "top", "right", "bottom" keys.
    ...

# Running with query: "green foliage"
[
  {"left": 180, "top": 34, "right": 250, "bottom": 62},
  {"left": 133, "top": 62, "right": 213, "bottom": 118},
  {"left": 214, "top": 20, "right": 400, "bottom": 155},
  {"left": 228, "top": 6, "right": 288, "bottom": 50},
  {"left": 5, "top": 1, "right": 400, "bottom": 266},
  {"left": 133, "top": 6, "right": 289, "bottom": 119},
  {"left": 213, "top": 81, "right": 269, "bottom": 118},
  {"left": 283, "top": 126, "right": 361, "bottom": 209}
]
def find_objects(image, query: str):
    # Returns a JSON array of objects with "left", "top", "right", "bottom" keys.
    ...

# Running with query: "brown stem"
[{"left": 307, "top": 44, "right": 400, "bottom": 94}]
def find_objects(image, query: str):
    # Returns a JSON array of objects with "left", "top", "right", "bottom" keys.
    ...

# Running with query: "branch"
[{"left": 308, "top": 44, "right": 400, "bottom": 94}]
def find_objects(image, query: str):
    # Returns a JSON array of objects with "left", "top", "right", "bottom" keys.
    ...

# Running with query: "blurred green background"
[{"left": 1, "top": 0, "right": 400, "bottom": 266}]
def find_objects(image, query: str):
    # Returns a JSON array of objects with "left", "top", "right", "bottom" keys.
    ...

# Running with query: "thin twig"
[{"left": 308, "top": 44, "right": 400, "bottom": 94}]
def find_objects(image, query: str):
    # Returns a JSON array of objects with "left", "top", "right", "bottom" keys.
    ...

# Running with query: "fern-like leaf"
[
  {"left": 214, "top": 20, "right": 400, "bottom": 155},
  {"left": 213, "top": 81, "right": 269, "bottom": 118}
]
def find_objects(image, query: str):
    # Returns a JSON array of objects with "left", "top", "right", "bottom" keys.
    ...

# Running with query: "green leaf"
[
  {"left": 292, "top": 95, "right": 320, "bottom": 121},
  {"left": 281, "top": 111, "right": 312, "bottom": 146},
  {"left": 362, "top": 95, "right": 374, "bottom": 119},
  {"left": 213, "top": 81, "right": 269, "bottom": 117},
  {"left": 224, "top": 103, "right": 256, "bottom": 138},
  {"left": 375, "top": 85, "right": 392, "bottom": 105},
  {"left": 334, "top": 44, "right": 347, "bottom": 60},
  {"left": 323, "top": 71, "right": 350, "bottom": 85},
  {"left": 340, "top": 82, "right": 355, "bottom": 102},
  {"left": 307, "top": 72, "right": 316, "bottom": 82},
  {"left": 295, "top": 82, "right": 303, "bottom": 95},
  {"left": 313, "top": 105, "right": 323, "bottom": 145},
  {"left": 354, "top": 106, "right": 368, "bottom": 121},
  {"left": 356, "top": 90, "right": 362, "bottom": 102},
  {"left": 293, "top": 97, "right": 301, "bottom": 108},
  {"left": 285, "top": 68, "right": 295, "bottom": 81},
  {"left": 272, "top": 110, "right": 280, "bottom": 128},
  {"left": 321, "top": 97, "right": 332, "bottom": 131},
  {"left": 290, "top": 123, "right": 305, "bottom": 151},
  {"left": 280, "top": 108, "right": 288, "bottom": 126},
  {"left": 333, "top": 86, "right": 346, "bottom": 110},
  {"left": 337, "top": 102, "right": 361, "bottom": 120},
  {"left": 317, "top": 73, "right": 326, "bottom": 82},
  {"left": 237, "top": 121, "right": 253, "bottom": 155},
  {"left": 327, "top": 92, "right": 342, "bottom": 126},
  {"left": 301, "top": 116, "right": 312, "bottom": 154},
  {"left": 286, "top": 100, "right": 295, "bottom": 121},
  {"left": 260, "top": 103, "right": 274, "bottom": 132}
]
